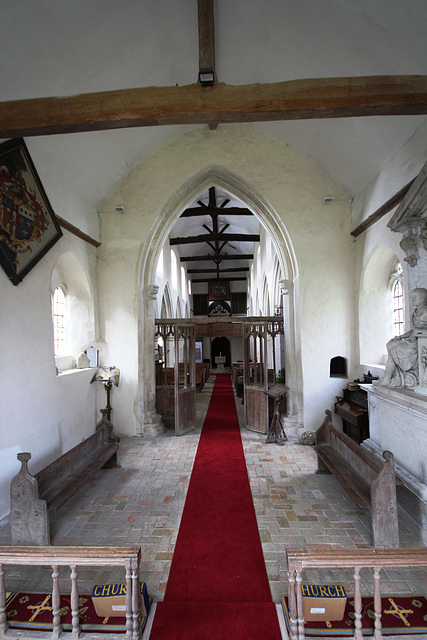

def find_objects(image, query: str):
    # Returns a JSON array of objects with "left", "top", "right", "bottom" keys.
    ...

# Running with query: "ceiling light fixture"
[{"left": 198, "top": 68, "right": 215, "bottom": 86}]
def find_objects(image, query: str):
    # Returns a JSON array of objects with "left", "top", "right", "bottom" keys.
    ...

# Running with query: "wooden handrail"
[
  {"left": 0, "top": 546, "right": 142, "bottom": 640},
  {"left": 287, "top": 547, "right": 427, "bottom": 640}
]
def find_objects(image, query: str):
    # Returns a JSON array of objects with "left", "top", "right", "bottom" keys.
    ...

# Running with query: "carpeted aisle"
[{"left": 150, "top": 374, "right": 282, "bottom": 639}]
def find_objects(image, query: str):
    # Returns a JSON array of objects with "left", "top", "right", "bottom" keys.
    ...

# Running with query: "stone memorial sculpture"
[{"left": 381, "top": 288, "right": 427, "bottom": 388}]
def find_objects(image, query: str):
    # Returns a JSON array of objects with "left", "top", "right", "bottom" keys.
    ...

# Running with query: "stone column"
[
  {"left": 139, "top": 284, "right": 164, "bottom": 436},
  {"left": 279, "top": 278, "right": 303, "bottom": 428}
]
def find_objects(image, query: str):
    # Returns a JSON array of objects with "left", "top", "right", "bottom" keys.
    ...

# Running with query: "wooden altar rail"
[
  {"left": 0, "top": 545, "right": 142, "bottom": 640},
  {"left": 286, "top": 547, "right": 427, "bottom": 640}
]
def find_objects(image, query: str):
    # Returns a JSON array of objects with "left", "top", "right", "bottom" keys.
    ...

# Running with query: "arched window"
[
  {"left": 391, "top": 263, "right": 404, "bottom": 336},
  {"left": 52, "top": 286, "right": 66, "bottom": 355},
  {"left": 181, "top": 266, "right": 186, "bottom": 298},
  {"left": 51, "top": 252, "right": 95, "bottom": 372},
  {"left": 171, "top": 250, "right": 178, "bottom": 290}
]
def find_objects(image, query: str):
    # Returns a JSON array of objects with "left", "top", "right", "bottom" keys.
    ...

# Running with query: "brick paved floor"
[{"left": 1, "top": 375, "right": 426, "bottom": 607}]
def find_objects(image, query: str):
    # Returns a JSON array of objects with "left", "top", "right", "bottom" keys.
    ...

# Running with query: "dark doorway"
[{"left": 212, "top": 337, "right": 231, "bottom": 368}]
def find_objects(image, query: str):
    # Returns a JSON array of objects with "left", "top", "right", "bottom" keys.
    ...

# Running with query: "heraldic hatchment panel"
[{"left": 0, "top": 138, "right": 62, "bottom": 285}]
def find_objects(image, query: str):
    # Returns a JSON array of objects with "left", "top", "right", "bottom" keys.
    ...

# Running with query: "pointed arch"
[
  {"left": 272, "top": 257, "right": 282, "bottom": 311},
  {"left": 359, "top": 245, "right": 405, "bottom": 366},
  {"left": 176, "top": 297, "right": 182, "bottom": 319},
  {"left": 137, "top": 165, "right": 303, "bottom": 433},
  {"left": 262, "top": 274, "right": 270, "bottom": 316},
  {"left": 50, "top": 250, "right": 95, "bottom": 370},
  {"left": 160, "top": 283, "right": 173, "bottom": 319}
]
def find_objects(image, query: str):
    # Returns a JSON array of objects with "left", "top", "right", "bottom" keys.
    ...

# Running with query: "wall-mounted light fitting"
[{"left": 198, "top": 68, "right": 215, "bottom": 86}]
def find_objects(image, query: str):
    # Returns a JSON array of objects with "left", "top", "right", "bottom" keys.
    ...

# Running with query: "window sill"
[{"left": 56, "top": 367, "right": 92, "bottom": 377}]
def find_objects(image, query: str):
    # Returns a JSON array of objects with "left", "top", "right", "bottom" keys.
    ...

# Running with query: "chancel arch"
[{"left": 136, "top": 165, "right": 302, "bottom": 436}]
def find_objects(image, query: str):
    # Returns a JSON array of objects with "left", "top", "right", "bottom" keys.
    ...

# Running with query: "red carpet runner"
[{"left": 150, "top": 374, "right": 282, "bottom": 639}]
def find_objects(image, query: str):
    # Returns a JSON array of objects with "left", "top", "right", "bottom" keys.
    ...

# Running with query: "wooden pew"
[
  {"left": 10, "top": 423, "right": 119, "bottom": 546},
  {"left": 315, "top": 409, "right": 399, "bottom": 548}
]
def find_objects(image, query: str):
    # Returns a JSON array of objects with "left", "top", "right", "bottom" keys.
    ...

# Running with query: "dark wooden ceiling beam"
[
  {"left": 170, "top": 233, "right": 260, "bottom": 245},
  {"left": 187, "top": 267, "right": 250, "bottom": 273},
  {"left": 191, "top": 277, "right": 247, "bottom": 283},
  {"left": 1, "top": 76, "right": 425, "bottom": 138},
  {"left": 198, "top": 0, "right": 215, "bottom": 75},
  {"left": 180, "top": 206, "right": 253, "bottom": 217},
  {"left": 350, "top": 178, "right": 416, "bottom": 237},
  {"left": 180, "top": 253, "right": 254, "bottom": 262}
]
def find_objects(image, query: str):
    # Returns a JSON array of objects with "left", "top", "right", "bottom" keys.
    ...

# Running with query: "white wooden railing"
[
  {"left": 0, "top": 546, "right": 142, "bottom": 640},
  {"left": 287, "top": 547, "right": 427, "bottom": 640}
]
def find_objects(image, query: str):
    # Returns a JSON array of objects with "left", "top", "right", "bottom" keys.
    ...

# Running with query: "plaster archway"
[{"left": 137, "top": 165, "right": 303, "bottom": 435}]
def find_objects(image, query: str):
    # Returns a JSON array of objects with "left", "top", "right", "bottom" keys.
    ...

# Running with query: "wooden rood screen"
[
  {"left": 155, "top": 320, "right": 196, "bottom": 435},
  {"left": 244, "top": 318, "right": 284, "bottom": 433}
]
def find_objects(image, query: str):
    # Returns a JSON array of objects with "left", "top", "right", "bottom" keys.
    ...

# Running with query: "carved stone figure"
[
  {"left": 381, "top": 288, "right": 427, "bottom": 388},
  {"left": 399, "top": 234, "right": 419, "bottom": 267}
]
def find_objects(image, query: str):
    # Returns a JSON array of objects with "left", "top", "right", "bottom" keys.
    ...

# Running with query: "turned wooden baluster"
[
  {"left": 0, "top": 563, "right": 8, "bottom": 634},
  {"left": 373, "top": 566, "right": 383, "bottom": 640},
  {"left": 125, "top": 558, "right": 133, "bottom": 638},
  {"left": 131, "top": 556, "right": 141, "bottom": 639},
  {"left": 288, "top": 567, "right": 298, "bottom": 640},
  {"left": 70, "top": 564, "right": 80, "bottom": 638},
  {"left": 353, "top": 566, "right": 363, "bottom": 640},
  {"left": 51, "top": 564, "right": 62, "bottom": 639},
  {"left": 295, "top": 568, "right": 305, "bottom": 640}
]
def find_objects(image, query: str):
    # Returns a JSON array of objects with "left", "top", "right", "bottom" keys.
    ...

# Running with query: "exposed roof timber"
[
  {"left": 170, "top": 233, "right": 260, "bottom": 245},
  {"left": 350, "top": 178, "right": 416, "bottom": 237},
  {"left": 0, "top": 76, "right": 426, "bottom": 138},
  {"left": 191, "top": 277, "right": 247, "bottom": 283},
  {"left": 56, "top": 215, "right": 100, "bottom": 248},
  {"left": 180, "top": 253, "right": 254, "bottom": 262},
  {"left": 198, "top": 0, "right": 215, "bottom": 73},
  {"left": 180, "top": 206, "right": 253, "bottom": 217},
  {"left": 187, "top": 267, "right": 250, "bottom": 273}
]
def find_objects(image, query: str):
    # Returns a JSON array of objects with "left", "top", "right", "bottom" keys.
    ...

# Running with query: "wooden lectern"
[{"left": 264, "top": 383, "right": 289, "bottom": 445}]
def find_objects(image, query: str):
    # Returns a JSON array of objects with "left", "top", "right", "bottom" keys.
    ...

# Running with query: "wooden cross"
[
  {"left": 27, "top": 595, "right": 53, "bottom": 622},
  {"left": 383, "top": 597, "right": 413, "bottom": 627}
]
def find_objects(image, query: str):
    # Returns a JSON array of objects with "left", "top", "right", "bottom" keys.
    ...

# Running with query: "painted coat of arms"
[{"left": 0, "top": 138, "right": 62, "bottom": 285}]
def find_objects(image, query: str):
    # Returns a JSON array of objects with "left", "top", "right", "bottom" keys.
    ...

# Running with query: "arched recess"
[
  {"left": 176, "top": 297, "right": 182, "bottom": 318},
  {"left": 212, "top": 336, "right": 231, "bottom": 368},
  {"left": 50, "top": 250, "right": 95, "bottom": 369},
  {"left": 359, "top": 246, "right": 402, "bottom": 367},
  {"left": 136, "top": 166, "right": 302, "bottom": 436},
  {"left": 262, "top": 275, "right": 270, "bottom": 316},
  {"left": 160, "top": 284, "right": 173, "bottom": 319}
]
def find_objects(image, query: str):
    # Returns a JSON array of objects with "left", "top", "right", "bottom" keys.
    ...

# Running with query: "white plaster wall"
[
  {"left": 99, "top": 125, "right": 355, "bottom": 434},
  {"left": 351, "top": 119, "right": 427, "bottom": 230},
  {"left": 0, "top": 230, "right": 99, "bottom": 520},
  {"left": 354, "top": 207, "right": 409, "bottom": 378},
  {"left": 231, "top": 337, "right": 244, "bottom": 362},
  {"left": 154, "top": 246, "right": 191, "bottom": 320}
]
